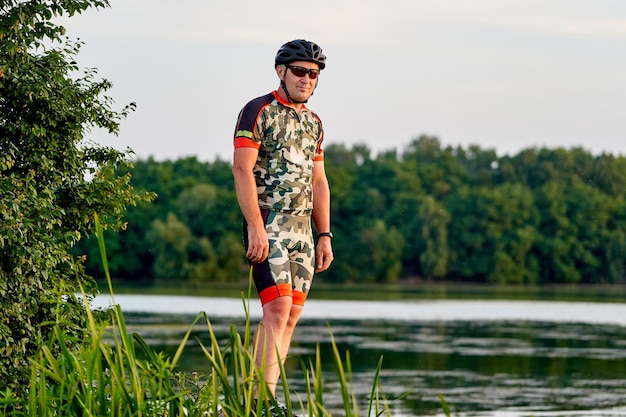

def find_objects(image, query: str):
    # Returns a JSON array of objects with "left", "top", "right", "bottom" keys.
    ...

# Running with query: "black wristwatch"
[{"left": 317, "top": 232, "right": 333, "bottom": 239}]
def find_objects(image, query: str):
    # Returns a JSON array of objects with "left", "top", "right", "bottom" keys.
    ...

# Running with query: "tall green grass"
[{"left": 0, "top": 214, "right": 423, "bottom": 416}]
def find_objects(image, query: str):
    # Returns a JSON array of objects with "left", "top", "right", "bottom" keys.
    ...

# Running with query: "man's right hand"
[{"left": 246, "top": 225, "right": 269, "bottom": 263}]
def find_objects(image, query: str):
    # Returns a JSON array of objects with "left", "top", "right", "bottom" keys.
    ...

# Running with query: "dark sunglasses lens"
[
  {"left": 291, "top": 67, "right": 307, "bottom": 77},
  {"left": 290, "top": 67, "right": 318, "bottom": 79}
]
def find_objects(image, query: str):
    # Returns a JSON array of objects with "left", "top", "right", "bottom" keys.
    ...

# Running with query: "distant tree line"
[{"left": 74, "top": 135, "right": 626, "bottom": 285}]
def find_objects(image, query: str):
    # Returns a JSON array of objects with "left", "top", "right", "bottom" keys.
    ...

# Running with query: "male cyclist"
[{"left": 232, "top": 39, "right": 334, "bottom": 412}]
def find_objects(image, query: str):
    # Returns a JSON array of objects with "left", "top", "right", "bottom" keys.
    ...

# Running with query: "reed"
[{"left": 0, "top": 214, "right": 415, "bottom": 416}]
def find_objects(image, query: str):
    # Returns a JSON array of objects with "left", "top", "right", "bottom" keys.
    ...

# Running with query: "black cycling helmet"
[{"left": 275, "top": 39, "right": 326, "bottom": 70}]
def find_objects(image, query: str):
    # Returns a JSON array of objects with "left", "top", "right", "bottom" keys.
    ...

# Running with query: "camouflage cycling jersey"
[{"left": 233, "top": 91, "right": 324, "bottom": 216}]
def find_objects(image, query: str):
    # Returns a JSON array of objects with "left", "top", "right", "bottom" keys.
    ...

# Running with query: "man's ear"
[{"left": 275, "top": 65, "right": 286, "bottom": 79}]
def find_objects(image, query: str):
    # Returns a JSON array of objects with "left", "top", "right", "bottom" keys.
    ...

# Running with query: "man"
[{"left": 232, "top": 39, "right": 334, "bottom": 404}]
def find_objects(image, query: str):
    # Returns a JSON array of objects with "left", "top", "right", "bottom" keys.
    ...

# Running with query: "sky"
[{"left": 56, "top": 0, "right": 626, "bottom": 162}]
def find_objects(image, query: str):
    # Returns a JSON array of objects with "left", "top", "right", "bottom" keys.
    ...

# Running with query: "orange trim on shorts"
[
  {"left": 293, "top": 290, "right": 307, "bottom": 306},
  {"left": 259, "top": 283, "right": 293, "bottom": 305}
]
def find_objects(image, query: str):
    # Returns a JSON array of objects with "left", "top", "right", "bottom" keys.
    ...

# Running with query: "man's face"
[{"left": 278, "top": 60, "right": 320, "bottom": 102}]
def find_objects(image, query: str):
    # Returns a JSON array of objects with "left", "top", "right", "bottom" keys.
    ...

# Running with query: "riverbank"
[{"left": 98, "top": 280, "right": 626, "bottom": 303}]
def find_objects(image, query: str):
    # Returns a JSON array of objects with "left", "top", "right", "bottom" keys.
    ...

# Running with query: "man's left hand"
[{"left": 315, "top": 239, "right": 334, "bottom": 272}]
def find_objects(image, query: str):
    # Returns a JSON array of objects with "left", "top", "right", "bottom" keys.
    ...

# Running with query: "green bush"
[{"left": 0, "top": 0, "right": 152, "bottom": 391}]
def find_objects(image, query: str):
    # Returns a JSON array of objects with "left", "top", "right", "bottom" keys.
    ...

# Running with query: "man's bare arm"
[
  {"left": 232, "top": 147, "right": 268, "bottom": 263},
  {"left": 311, "top": 160, "right": 333, "bottom": 272}
]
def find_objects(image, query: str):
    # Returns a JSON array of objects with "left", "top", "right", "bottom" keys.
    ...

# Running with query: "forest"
[{"left": 74, "top": 135, "right": 626, "bottom": 286}]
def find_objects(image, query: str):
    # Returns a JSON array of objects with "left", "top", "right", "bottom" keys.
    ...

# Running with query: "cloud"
[
  {"left": 58, "top": 0, "right": 626, "bottom": 49},
  {"left": 501, "top": 15, "right": 626, "bottom": 37},
  {"left": 420, "top": 1, "right": 626, "bottom": 38},
  {"left": 59, "top": 0, "right": 391, "bottom": 44}
]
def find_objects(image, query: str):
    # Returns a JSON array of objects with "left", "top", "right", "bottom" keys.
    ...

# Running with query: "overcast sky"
[{"left": 57, "top": 0, "right": 626, "bottom": 161}]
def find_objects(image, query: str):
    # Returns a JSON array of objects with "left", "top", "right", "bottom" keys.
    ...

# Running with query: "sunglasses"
[{"left": 286, "top": 65, "right": 320, "bottom": 79}]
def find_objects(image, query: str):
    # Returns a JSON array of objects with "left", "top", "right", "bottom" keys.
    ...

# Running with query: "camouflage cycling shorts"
[{"left": 244, "top": 209, "right": 315, "bottom": 306}]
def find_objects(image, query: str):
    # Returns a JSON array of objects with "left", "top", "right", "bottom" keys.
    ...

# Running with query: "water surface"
[
  {"left": 92, "top": 295, "right": 626, "bottom": 417},
  {"left": 92, "top": 295, "right": 626, "bottom": 326}
]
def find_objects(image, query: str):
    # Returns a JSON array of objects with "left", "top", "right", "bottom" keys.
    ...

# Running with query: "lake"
[{"left": 92, "top": 295, "right": 626, "bottom": 417}]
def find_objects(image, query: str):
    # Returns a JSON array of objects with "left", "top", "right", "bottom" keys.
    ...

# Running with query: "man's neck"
[{"left": 276, "top": 88, "right": 304, "bottom": 112}]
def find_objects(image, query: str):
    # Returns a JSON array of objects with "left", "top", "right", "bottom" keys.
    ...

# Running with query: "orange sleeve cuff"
[{"left": 234, "top": 137, "right": 260, "bottom": 149}]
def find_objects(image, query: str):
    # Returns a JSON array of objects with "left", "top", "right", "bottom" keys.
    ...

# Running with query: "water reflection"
[
  {"left": 286, "top": 319, "right": 626, "bottom": 416},
  {"left": 97, "top": 296, "right": 626, "bottom": 417}
]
